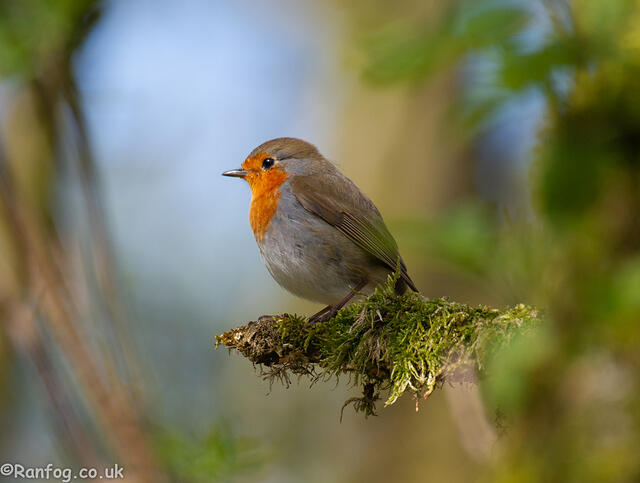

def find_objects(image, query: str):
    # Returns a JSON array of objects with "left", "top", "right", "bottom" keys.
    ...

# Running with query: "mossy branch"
[{"left": 216, "top": 275, "right": 540, "bottom": 416}]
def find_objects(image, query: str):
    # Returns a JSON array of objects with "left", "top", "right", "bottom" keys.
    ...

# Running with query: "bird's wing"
[{"left": 290, "top": 173, "right": 418, "bottom": 292}]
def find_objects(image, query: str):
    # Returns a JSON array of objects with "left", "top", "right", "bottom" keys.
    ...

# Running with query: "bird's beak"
[{"left": 222, "top": 169, "right": 249, "bottom": 179}]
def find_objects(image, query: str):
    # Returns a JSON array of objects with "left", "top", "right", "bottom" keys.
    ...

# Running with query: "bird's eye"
[{"left": 262, "top": 157, "right": 275, "bottom": 170}]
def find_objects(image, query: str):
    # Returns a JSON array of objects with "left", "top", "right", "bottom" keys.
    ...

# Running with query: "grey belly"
[{"left": 257, "top": 202, "right": 387, "bottom": 305}]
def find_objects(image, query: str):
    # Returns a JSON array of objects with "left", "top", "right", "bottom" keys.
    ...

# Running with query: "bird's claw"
[{"left": 303, "top": 308, "right": 337, "bottom": 330}]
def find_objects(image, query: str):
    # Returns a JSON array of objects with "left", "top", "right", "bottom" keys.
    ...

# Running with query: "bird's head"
[
  {"left": 222, "top": 137, "right": 324, "bottom": 196},
  {"left": 223, "top": 138, "right": 326, "bottom": 240}
]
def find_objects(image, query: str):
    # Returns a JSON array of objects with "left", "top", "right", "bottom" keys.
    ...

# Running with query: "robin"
[{"left": 223, "top": 137, "right": 417, "bottom": 326}]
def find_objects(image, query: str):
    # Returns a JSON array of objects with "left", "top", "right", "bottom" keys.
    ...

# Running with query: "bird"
[{"left": 223, "top": 137, "right": 417, "bottom": 327}]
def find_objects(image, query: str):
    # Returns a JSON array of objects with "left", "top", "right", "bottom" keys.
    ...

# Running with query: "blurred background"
[{"left": 1, "top": 0, "right": 639, "bottom": 481}]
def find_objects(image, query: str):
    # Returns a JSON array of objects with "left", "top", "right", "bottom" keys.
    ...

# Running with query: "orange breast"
[{"left": 247, "top": 167, "right": 290, "bottom": 241}]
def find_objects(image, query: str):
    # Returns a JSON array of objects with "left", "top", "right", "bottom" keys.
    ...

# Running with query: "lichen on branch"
[{"left": 216, "top": 275, "right": 540, "bottom": 416}]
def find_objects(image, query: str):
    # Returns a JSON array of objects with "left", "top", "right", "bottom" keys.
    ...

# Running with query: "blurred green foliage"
[
  {"left": 152, "top": 425, "right": 263, "bottom": 483},
  {"left": 363, "top": 1, "right": 527, "bottom": 85},
  {"left": 364, "top": 0, "right": 640, "bottom": 480},
  {"left": 0, "top": 0, "right": 100, "bottom": 77}
]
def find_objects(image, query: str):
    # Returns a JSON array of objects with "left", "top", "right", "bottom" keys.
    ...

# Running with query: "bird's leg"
[
  {"left": 307, "top": 304, "right": 332, "bottom": 323},
  {"left": 304, "top": 281, "right": 367, "bottom": 329}
]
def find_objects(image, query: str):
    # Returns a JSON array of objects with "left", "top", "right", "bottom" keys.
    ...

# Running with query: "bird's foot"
[{"left": 303, "top": 306, "right": 337, "bottom": 330}]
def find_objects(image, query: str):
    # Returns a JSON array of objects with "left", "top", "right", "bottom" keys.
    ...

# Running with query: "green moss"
[{"left": 216, "top": 274, "right": 540, "bottom": 416}]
